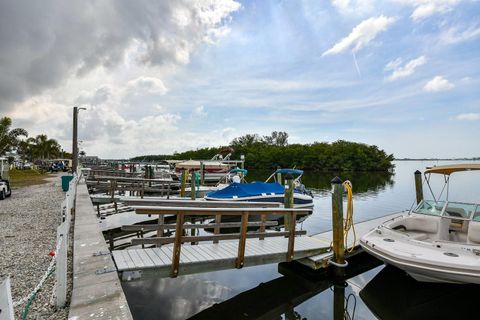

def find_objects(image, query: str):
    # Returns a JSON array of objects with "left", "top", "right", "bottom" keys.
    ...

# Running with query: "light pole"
[{"left": 72, "top": 106, "right": 86, "bottom": 173}]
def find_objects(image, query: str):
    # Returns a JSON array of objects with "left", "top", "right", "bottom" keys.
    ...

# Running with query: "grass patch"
[{"left": 9, "top": 169, "right": 50, "bottom": 189}]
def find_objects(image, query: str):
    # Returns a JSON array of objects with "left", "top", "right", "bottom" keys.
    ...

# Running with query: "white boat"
[{"left": 360, "top": 163, "right": 480, "bottom": 284}]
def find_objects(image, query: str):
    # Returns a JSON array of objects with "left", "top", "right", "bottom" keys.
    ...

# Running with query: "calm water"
[{"left": 122, "top": 160, "right": 480, "bottom": 319}]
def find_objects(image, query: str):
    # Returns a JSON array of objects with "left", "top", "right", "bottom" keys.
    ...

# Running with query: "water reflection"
[
  {"left": 247, "top": 169, "right": 394, "bottom": 198},
  {"left": 360, "top": 265, "right": 480, "bottom": 320}
]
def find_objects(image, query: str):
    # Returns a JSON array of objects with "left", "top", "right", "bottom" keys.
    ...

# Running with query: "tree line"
[
  {"left": 132, "top": 131, "right": 394, "bottom": 172},
  {"left": 0, "top": 117, "right": 68, "bottom": 162}
]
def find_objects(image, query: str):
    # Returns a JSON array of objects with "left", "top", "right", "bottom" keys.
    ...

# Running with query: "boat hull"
[
  {"left": 360, "top": 228, "right": 480, "bottom": 284},
  {"left": 205, "top": 193, "right": 314, "bottom": 209}
]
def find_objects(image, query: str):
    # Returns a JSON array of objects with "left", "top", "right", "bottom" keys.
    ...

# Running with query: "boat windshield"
[
  {"left": 413, "top": 200, "right": 478, "bottom": 220},
  {"left": 472, "top": 206, "right": 480, "bottom": 222},
  {"left": 414, "top": 200, "right": 445, "bottom": 216}
]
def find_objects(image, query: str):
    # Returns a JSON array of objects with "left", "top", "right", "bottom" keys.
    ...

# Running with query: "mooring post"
[
  {"left": 190, "top": 171, "right": 196, "bottom": 200},
  {"left": 333, "top": 283, "right": 346, "bottom": 320},
  {"left": 180, "top": 169, "right": 187, "bottom": 197},
  {"left": 414, "top": 170, "right": 423, "bottom": 204},
  {"left": 276, "top": 166, "right": 282, "bottom": 183},
  {"left": 284, "top": 173, "right": 294, "bottom": 231},
  {"left": 200, "top": 162, "right": 205, "bottom": 186},
  {"left": 331, "top": 176, "right": 345, "bottom": 278}
]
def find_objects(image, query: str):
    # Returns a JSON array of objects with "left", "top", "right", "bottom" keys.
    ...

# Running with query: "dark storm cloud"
[{"left": 0, "top": 0, "right": 240, "bottom": 111}]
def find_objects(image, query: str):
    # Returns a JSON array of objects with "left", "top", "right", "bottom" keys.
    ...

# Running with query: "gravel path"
[{"left": 0, "top": 174, "right": 70, "bottom": 319}]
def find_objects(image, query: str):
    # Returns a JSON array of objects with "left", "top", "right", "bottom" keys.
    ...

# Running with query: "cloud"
[
  {"left": 439, "top": 24, "right": 480, "bottom": 44},
  {"left": 192, "top": 105, "right": 208, "bottom": 117},
  {"left": 0, "top": 0, "right": 241, "bottom": 111},
  {"left": 395, "top": 0, "right": 461, "bottom": 21},
  {"left": 126, "top": 77, "right": 168, "bottom": 96},
  {"left": 322, "top": 16, "right": 397, "bottom": 56},
  {"left": 455, "top": 113, "right": 480, "bottom": 121},
  {"left": 424, "top": 76, "right": 455, "bottom": 92},
  {"left": 330, "top": 0, "right": 376, "bottom": 15},
  {"left": 385, "top": 56, "right": 427, "bottom": 81}
]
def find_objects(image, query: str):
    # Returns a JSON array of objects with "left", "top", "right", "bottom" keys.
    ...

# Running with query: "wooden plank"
[
  {"left": 154, "top": 248, "right": 172, "bottom": 265},
  {"left": 130, "top": 230, "right": 307, "bottom": 245},
  {"left": 120, "top": 251, "right": 136, "bottom": 270},
  {"left": 148, "top": 249, "right": 168, "bottom": 265},
  {"left": 136, "top": 249, "right": 156, "bottom": 268},
  {"left": 144, "top": 249, "right": 163, "bottom": 266},
  {"left": 180, "top": 246, "right": 202, "bottom": 263},
  {"left": 194, "top": 245, "right": 223, "bottom": 261},
  {"left": 126, "top": 250, "right": 145, "bottom": 268},
  {"left": 112, "top": 251, "right": 128, "bottom": 270},
  {"left": 121, "top": 221, "right": 277, "bottom": 231}
]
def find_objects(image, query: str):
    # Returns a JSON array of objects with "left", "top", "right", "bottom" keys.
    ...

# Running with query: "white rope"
[{"left": 12, "top": 235, "right": 63, "bottom": 307}]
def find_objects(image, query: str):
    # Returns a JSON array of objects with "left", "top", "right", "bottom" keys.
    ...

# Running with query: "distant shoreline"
[{"left": 395, "top": 158, "right": 480, "bottom": 161}]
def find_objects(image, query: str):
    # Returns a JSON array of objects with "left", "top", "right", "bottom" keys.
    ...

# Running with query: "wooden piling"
[
  {"left": 171, "top": 213, "right": 185, "bottom": 278},
  {"left": 333, "top": 283, "right": 346, "bottom": 320},
  {"left": 284, "top": 173, "right": 294, "bottom": 231},
  {"left": 180, "top": 169, "right": 187, "bottom": 197},
  {"left": 191, "top": 171, "right": 196, "bottom": 200},
  {"left": 414, "top": 170, "right": 423, "bottom": 205},
  {"left": 200, "top": 162, "right": 205, "bottom": 186},
  {"left": 331, "top": 176, "right": 345, "bottom": 277}
]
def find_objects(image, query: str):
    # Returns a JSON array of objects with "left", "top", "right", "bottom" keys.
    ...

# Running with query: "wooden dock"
[
  {"left": 113, "top": 236, "right": 326, "bottom": 281},
  {"left": 108, "top": 199, "right": 402, "bottom": 281}
]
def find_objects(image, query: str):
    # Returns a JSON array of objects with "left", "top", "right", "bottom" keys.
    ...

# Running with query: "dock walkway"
[{"left": 113, "top": 236, "right": 326, "bottom": 280}]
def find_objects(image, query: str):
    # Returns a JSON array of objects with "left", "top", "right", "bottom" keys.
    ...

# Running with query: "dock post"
[
  {"left": 191, "top": 171, "right": 196, "bottom": 200},
  {"left": 276, "top": 166, "right": 282, "bottom": 183},
  {"left": 331, "top": 176, "right": 345, "bottom": 278},
  {"left": 180, "top": 169, "right": 187, "bottom": 197},
  {"left": 284, "top": 173, "right": 294, "bottom": 230},
  {"left": 333, "top": 283, "right": 346, "bottom": 320},
  {"left": 414, "top": 170, "right": 423, "bottom": 204},
  {"left": 200, "top": 162, "right": 205, "bottom": 186}
]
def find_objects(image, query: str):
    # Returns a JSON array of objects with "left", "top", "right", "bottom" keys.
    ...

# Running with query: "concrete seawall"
[{"left": 68, "top": 179, "right": 133, "bottom": 319}]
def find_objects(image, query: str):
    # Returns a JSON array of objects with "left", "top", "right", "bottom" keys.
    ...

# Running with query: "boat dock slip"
[
  {"left": 109, "top": 204, "right": 402, "bottom": 281},
  {"left": 298, "top": 212, "right": 404, "bottom": 269},
  {"left": 113, "top": 236, "right": 326, "bottom": 280}
]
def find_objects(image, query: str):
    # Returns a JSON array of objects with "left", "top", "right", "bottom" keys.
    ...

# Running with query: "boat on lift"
[
  {"left": 360, "top": 163, "right": 480, "bottom": 284},
  {"left": 205, "top": 168, "right": 314, "bottom": 208}
]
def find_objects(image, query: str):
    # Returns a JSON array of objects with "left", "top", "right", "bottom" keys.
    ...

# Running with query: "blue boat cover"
[
  {"left": 206, "top": 182, "right": 284, "bottom": 199},
  {"left": 274, "top": 168, "right": 303, "bottom": 175}
]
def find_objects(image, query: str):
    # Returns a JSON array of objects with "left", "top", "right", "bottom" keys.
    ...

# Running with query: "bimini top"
[
  {"left": 274, "top": 168, "right": 304, "bottom": 175},
  {"left": 229, "top": 168, "right": 248, "bottom": 175},
  {"left": 425, "top": 163, "right": 480, "bottom": 175},
  {"left": 206, "top": 182, "right": 284, "bottom": 199}
]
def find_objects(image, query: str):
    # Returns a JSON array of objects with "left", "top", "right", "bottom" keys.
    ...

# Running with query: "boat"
[
  {"left": 185, "top": 168, "right": 248, "bottom": 197},
  {"left": 205, "top": 168, "right": 314, "bottom": 208},
  {"left": 360, "top": 163, "right": 480, "bottom": 284}
]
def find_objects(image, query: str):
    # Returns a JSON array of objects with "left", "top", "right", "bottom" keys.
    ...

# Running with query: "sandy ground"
[{"left": 0, "top": 173, "right": 72, "bottom": 319}]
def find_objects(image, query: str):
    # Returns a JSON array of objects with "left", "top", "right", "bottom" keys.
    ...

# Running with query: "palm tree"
[
  {"left": 32, "top": 134, "right": 61, "bottom": 159},
  {"left": 0, "top": 117, "right": 28, "bottom": 156}
]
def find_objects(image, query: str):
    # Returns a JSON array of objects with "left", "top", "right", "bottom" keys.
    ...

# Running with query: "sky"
[{"left": 1, "top": 0, "right": 479, "bottom": 159}]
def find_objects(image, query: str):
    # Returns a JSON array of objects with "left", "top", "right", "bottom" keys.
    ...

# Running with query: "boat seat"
[
  {"left": 467, "top": 221, "right": 480, "bottom": 244},
  {"left": 391, "top": 214, "right": 449, "bottom": 241}
]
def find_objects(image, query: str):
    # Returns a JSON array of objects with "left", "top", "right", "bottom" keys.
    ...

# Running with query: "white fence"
[
  {"left": 0, "top": 172, "right": 80, "bottom": 318},
  {"left": 55, "top": 172, "right": 80, "bottom": 307}
]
